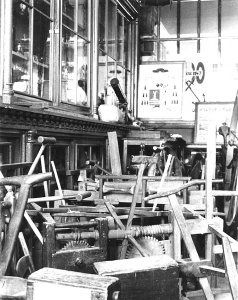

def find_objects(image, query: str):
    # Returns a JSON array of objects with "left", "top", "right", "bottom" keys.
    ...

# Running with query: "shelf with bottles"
[
  {"left": 32, "top": 56, "right": 49, "bottom": 69},
  {"left": 12, "top": 50, "right": 28, "bottom": 61}
]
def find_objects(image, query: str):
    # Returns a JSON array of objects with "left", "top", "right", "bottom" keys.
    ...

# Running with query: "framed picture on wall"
[
  {"left": 137, "top": 61, "right": 185, "bottom": 120},
  {"left": 194, "top": 102, "right": 234, "bottom": 144}
]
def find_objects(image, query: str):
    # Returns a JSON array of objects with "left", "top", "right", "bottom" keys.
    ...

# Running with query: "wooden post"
[
  {"left": 42, "top": 222, "right": 55, "bottom": 268},
  {"left": 107, "top": 132, "right": 122, "bottom": 176},
  {"left": 205, "top": 123, "right": 216, "bottom": 268}
]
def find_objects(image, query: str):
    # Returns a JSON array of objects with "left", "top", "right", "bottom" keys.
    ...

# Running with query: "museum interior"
[{"left": 1, "top": 0, "right": 238, "bottom": 299}]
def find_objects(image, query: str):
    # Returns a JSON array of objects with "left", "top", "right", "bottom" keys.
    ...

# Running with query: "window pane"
[
  {"left": 62, "top": 0, "right": 75, "bottom": 30},
  {"left": 77, "top": 37, "right": 89, "bottom": 106},
  {"left": 201, "top": 0, "right": 218, "bottom": 37},
  {"left": 200, "top": 39, "right": 219, "bottom": 59},
  {"left": 13, "top": 2, "right": 30, "bottom": 93},
  {"left": 32, "top": 10, "right": 51, "bottom": 98},
  {"left": 180, "top": 1, "right": 197, "bottom": 38},
  {"left": 108, "top": 0, "right": 116, "bottom": 59},
  {"left": 116, "top": 65, "right": 126, "bottom": 97},
  {"left": 117, "top": 13, "right": 123, "bottom": 63},
  {"left": 107, "top": 57, "right": 116, "bottom": 105},
  {"left": 221, "top": 39, "right": 238, "bottom": 63},
  {"left": 34, "top": 0, "right": 50, "bottom": 17},
  {"left": 160, "top": 2, "right": 177, "bottom": 38},
  {"left": 180, "top": 40, "right": 198, "bottom": 60},
  {"left": 221, "top": 0, "right": 238, "bottom": 36},
  {"left": 78, "top": 0, "right": 88, "bottom": 38},
  {"left": 61, "top": 27, "right": 75, "bottom": 103},
  {"left": 99, "top": 0, "right": 106, "bottom": 51},
  {"left": 159, "top": 41, "right": 177, "bottom": 61},
  {"left": 124, "top": 19, "right": 130, "bottom": 69}
]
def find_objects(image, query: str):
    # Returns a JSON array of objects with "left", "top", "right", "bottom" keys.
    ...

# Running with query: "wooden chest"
[
  {"left": 26, "top": 268, "right": 120, "bottom": 300},
  {"left": 94, "top": 255, "right": 179, "bottom": 300}
]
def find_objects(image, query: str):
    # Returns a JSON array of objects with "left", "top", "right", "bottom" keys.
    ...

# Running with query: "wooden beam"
[{"left": 222, "top": 237, "right": 238, "bottom": 300}]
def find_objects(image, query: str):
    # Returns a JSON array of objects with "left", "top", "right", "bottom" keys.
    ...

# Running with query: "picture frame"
[
  {"left": 194, "top": 102, "right": 234, "bottom": 144},
  {"left": 137, "top": 61, "right": 185, "bottom": 120}
]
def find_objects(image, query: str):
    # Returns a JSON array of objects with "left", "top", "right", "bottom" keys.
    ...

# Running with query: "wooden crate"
[
  {"left": 94, "top": 255, "right": 179, "bottom": 300},
  {"left": 26, "top": 268, "right": 120, "bottom": 300}
]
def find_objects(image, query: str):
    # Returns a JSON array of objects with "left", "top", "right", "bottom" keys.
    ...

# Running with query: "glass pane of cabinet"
[
  {"left": 99, "top": 0, "right": 106, "bottom": 52},
  {"left": 12, "top": 1, "right": 52, "bottom": 99},
  {"left": 77, "top": 37, "right": 89, "bottom": 106},
  {"left": 108, "top": 0, "right": 116, "bottom": 59},
  {"left": 98, "top": 49, "right": 107, "bottom": 102},
  {"left": 78, "top": 0, "right": 88, "bottom": 38},
  {"left": 63, "top": 0, "right": 75, "bottom": 30},
  {"left": 32, "top": 10, "right": 51, "bottom": 98},
  {"left": 61, "top": 27, "right": 75, "bottom": 103},
  {"left": 117, "top": 13, "right": 123, "bottom": 63},
  {"left": 13, "top": 2, "right": 30, "bottom": 93}
]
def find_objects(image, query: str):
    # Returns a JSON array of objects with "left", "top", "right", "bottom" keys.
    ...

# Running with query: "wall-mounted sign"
[
  {"left": 137, "top": 61, "right": 185, "bottom": 120},
  {"left": 194, "top": 102, "right": 234, "bottom": 144}
]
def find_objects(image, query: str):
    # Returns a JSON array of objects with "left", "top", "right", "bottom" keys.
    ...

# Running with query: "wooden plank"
[
  {"left": 222, "top": 237, "right": 238, "bottom": 300},
  {"left": 209, "top": 224, "right": 238, "bottom": 247},
  {"left": 205, "top": 123, "right": 216, "bottom": 267},
  {"left": 168, "top": 194, "right": 215, "bottom": 300},
  {"left": 107, "top": 132, "right": 122, "bottom": 176},
  {"left": 42, "top": 222, "right": 55, "bottom": 268},
  {"left": 199, "top": 266, "right": 226, "bottom": 278}
]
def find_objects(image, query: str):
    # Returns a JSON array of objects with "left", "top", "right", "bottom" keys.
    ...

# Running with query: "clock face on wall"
[{"left": 138, "top": 62, "right": 185, "bottom": 120}]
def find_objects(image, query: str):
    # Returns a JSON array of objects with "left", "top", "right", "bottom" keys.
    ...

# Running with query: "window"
[
  {"left": 61, "top": 0, "right": 90, "bottom": 107},
  {"left": 149, "top": 0, "right": 238, "bottom": 120},
  {"left": 12, "top": 0, "right": 52, "bottom": 99},
  {"left": 98, "top": 0, "right": 132, "bottom": 108}
]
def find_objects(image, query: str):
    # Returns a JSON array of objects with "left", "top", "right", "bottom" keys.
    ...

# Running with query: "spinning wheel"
[{"left": 105, "top": 162, "right": 150, "bottom": 259}]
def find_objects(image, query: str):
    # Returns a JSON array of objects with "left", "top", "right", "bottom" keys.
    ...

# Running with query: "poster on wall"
[
  {"left": 194, "top": 102, "right": 234, "bottom": 144},
  {"left": 137, "top": 61, "right": 185, "bottom": 120}
]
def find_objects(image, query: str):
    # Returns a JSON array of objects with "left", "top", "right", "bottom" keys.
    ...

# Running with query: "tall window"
[
  {"left": 61, "top": 0, "right": 91, "bottom": 107},
  {"left": 140, "top": 0, "right": 238, "bottom": 119},
  {"left": 12, "top": 0, "right": 52, "bottom": 99}
]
